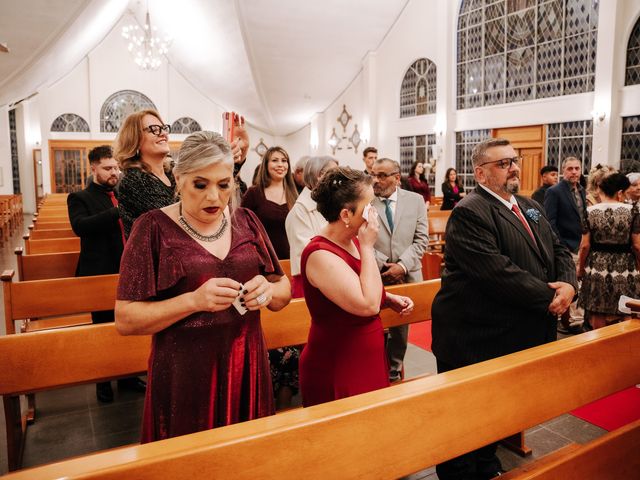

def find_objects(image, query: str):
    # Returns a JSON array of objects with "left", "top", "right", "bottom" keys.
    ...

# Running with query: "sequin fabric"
[{"left": 117, "top": 208, "right": 281, "bottom": 442}]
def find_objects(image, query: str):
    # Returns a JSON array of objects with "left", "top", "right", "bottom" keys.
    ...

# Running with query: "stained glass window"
[
  {"left": 621, "top": 115, "right": 640, "bottom": 173},
  {"left": 170, "top": 117, "right": 202, "bottom": 134},
  {"left": 455, "top": 129, "right": 491, "bottom": 190},
  {"left": 399, "top": 134, "right": 436, "bottom": 190},
  {"left": 457, "top": 0, "right": 598, "bottom": 109},
  {"left": 546, "top": 120, "right": 593, "bottom": 175},
  {"left": 626, "top": 16, "right": 640, "bottom": 85},
  {"left": 400, "top": 58, "right": 437, "bottom": 118},
  {"left": 100, "top": 90, "right": 156, "bottom": 132},
  {"left": 50, "top": 113, "right": 90, "bottom": 132}
]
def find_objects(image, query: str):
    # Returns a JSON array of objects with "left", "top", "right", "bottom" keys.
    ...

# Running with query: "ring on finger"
[{"left": 256, "top": 293, "right": 267, "bottom": 305}]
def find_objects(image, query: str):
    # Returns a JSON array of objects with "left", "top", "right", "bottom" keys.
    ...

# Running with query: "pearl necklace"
[{"left": 178, "top": 203, "right": 228, "bottom": 242}]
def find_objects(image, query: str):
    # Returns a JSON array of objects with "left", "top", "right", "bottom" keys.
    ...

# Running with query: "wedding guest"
[
  {"left": 626, "top": 172, "right": 640, "bottom": 205},
  {"left": 585, "top": 164, "right": 615, "bottom": 206},
  {"left": 441, "top": 168, "right": 465, "bottom": 210},
  {"left": 407, "top": 160, "right": 432, "bottom": 205}
]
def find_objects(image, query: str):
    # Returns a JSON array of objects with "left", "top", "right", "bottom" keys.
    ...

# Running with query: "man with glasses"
[
  {"left": 371, "top": 158, "right": 428, "bottom": 383},
  {"left": 431, "top": 138, "right": 576, "bottom": 480}
]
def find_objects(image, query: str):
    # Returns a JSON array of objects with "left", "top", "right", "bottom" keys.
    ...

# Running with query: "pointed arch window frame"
[
  {"left": 99, "top": 90, "right": 157, "bottom": 133},
  {"left": 400, "top": 58, "right": 437, "bottom": 118}
]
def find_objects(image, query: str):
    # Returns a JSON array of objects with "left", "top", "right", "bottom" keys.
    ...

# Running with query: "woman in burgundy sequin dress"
[
  {"left": 299, "top": 167, "right": 414, "bottom": 407},
  {"left": 115, "top": 132, "right": 291, "bottom": 442}
]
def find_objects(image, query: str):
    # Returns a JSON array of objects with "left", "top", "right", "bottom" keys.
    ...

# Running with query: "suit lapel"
[
  {"left": 562, "top": 181, "right": 581, "bottom": 218},
  {"left": 373, "top": 198, "right": 392, "bottom": 234}
]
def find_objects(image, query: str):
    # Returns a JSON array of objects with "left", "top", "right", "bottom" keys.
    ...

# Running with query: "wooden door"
[
  {"left": 52, "top": 148, "right": 87, "bottom": 193},
  {"left": 518, "top": 148, "right": 543, "bottom": 196}
]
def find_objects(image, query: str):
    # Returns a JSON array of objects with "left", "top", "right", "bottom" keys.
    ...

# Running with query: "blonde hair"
[
  {"left": 114, "top": 109, "right": 169, "bottom": 172},
  {"left": 256, "top": 146, "right": 298, "bottom": 209},
  {"left": 587, "top": 164, "right": 615, "bottom": 197}
]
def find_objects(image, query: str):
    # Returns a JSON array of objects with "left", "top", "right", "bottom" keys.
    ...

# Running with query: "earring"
[
  {"left": 136, "top": 149, "right": 140, "bottom": 157},
  {"left": 345, "top": 223, "right": 350, "bottom": 228}
]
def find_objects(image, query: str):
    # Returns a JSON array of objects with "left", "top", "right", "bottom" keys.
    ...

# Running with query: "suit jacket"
[
  {"left": 372, "top": 189, "right": 429, "bottom": 283},
  {"left": 431, "top": 186, "right": 576, "bottom": 369},
  {"left": 544, "top": 180, "right": 587, "bottom": 252},
  {"left": 531, "top": 184, "right": 550, "bottom": 209},
  {"left": 67, "top": 182, "right": 124, "bottom": 277}
]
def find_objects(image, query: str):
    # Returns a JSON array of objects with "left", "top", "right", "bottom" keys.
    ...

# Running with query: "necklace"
[{"left": 178, "top": 203, "right": 228, "bottom": 242}]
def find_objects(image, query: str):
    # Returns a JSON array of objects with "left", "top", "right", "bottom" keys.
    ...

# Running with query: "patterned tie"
[
  {"left": 383, "top": 198, "right": 394, "bottom": 232},
  {"left": 107, "top": 191, "right": 127, "bottom": 246},
  {"left": 511, "top": 204, "right": 535, "bottom": 242}
]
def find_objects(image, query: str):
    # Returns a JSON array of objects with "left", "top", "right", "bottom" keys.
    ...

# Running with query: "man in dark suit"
[
  {"left": 531, "top": 165, "right": 558, "bottom": 208},
  {"left": 544, "top": 157, "right": 587, "bottom": 333},
  {"left": 431, "top": 138, "right": 576, "bottom": 480},
  {"left": 370, "top": 158, "right": 428, "bottom": 382},
  {"left": 67, "top": 145, "right": 144, "bottom": 403}
]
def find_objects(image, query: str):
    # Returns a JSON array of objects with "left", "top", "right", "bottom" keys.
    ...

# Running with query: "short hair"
[
  {"left": 374, "top": 157, "right": 401, "bottom": 172},
  {"left": 540, "top": 165, "right": 558, "bottom": 176},
  {"left": 294, "top": 156, "right": 309, "bottom": 173},
  {"left": 561, "top": 156, "right": 581, "bottom": 169},
  {"left": 599, "top": 172, "right": 630, "bottom": 198},
  {"left": 88, "top": 145, "right": 113, "bottom": 164},
  {"left": 114, "top": 109, "right": 168, "bottom": 172},
  {"left": 312, "top": 167, "right": 372, "bottom": 222},
  {"left": 627, "top": 172, "right": 640, "bottom": 185},
  {"left": 303, "top": 156, "right": 338, "bottom": 190},
  {"left": 363, "top": 146, "right": 377, "bottom": 157},
  {"left": 256, "top": 146, "right": 298, "bottom": 209},
  {"left": 471, "top": 138, "right": 511, "bottom": 166}
]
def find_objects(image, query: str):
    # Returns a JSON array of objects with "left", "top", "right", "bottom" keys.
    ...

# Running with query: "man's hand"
[
  {"left": 547, "top": 281, "right": 576, "bottom": 315},
  {"left": 381, "top": 263, "right": 405, "bottom": 285}
]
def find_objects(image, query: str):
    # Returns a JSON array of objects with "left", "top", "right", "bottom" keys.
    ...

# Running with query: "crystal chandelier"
[{"left": 121, "top": 10, "right": 172, "bottom": 71}]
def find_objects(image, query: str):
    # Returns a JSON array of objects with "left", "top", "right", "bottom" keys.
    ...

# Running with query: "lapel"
[
  {"left": 394, "top": 190, "right": 406, "bottom": 231},
  {"left": 373, "top": 197, "right": 392, "bottom": 234},
  {"left": 562, "top": 180, "right": 580, "bottom": 218}
]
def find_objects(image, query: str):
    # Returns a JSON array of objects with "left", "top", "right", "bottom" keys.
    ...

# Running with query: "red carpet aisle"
[
  {"left": 571, "top": 385, "right": 640, "bottom": 431},
  {"left": 408, "top": 321, "right": 432, "bottom": 351}
]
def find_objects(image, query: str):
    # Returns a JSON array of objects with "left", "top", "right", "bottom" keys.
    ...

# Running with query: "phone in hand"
[{"left": 222, "top": 112, "right": 245, "bottom": 143}]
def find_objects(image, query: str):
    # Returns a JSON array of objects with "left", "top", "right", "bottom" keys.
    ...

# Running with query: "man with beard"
[
  {"left": 67, "top": 145, "right": 144, "bottom": 403},
  {"left": 431, "top": 138, "right": 576, "bottom": 480}
]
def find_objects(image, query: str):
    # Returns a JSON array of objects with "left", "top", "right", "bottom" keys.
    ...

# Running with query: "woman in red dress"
[
  {"left": 407, "top": 160, "right": 431, "bottom": 206},
  {"left": 299, "top": 167, "right": 414, "bottom": 406},
  {"left": 115, "top": 131, "right": 291, "bottom": 442}
]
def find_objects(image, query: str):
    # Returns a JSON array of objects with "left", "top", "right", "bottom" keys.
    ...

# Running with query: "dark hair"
[
  {"left": 540, "top": 165, "right": 558, "bottom": 175},
  {"left": 312, "top": 167, "right": 372, "bottom": 222},
  {"left": 363, "top": 146, "right": 377, "bottom": 157},
  {"left": 599, "top": 172, "right": 630, "bottom": 198},
  {"left": 256, "top": 146, "right": 298, "bottom": 209},
  {"left": 88, "top": 145, "right": 113, "bottom": 164},
  {"left": 443, "top": 167, "right": 463, "bottom": 188},
  {"left": 409, "top": 160, "right": 427, "bottom": 181}
]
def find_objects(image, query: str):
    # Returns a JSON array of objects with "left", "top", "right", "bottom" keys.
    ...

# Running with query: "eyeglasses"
[
  {"left": 477, "top": 156, "right": 521, "bottom": 170},
  {"left": 145, "top": 124, "right": 171, "bottom": 136},
  {"left": 371, "top": 171, "right": 399, "bottom": 180}
]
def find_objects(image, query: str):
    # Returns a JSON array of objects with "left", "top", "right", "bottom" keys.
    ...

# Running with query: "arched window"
[
  {"left": 400, "top": 58, "right": 436, "bottom": 118},
  {"left": 100, "top": 90, "right": 156, "bottom": 132},
  {"left": 626, "top": 16, "right": 640, "bottom": 85},
  {"left": 50, "top": 113, "right": 90, "bottom": 132},
  {"left": 171, "top": 117, "right": 202, "bottom": 134},
  {"left": 457, "top": 0, "right": 598, "bottom": 109}
]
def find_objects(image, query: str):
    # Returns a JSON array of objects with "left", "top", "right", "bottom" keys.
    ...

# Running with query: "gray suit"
[{"left": 373, "top": 188, "right": 429, "bottom": 378}]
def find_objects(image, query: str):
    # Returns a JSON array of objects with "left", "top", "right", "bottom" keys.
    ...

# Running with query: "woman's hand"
[
  {"left": 358, "top": 206, "right": 380, "bottom": 249},
  {"left": 241, "top": 275, "right": 274, "bottom": 311},
  {"left": 385, "top": 293, "right": 414, "bottom": 316},
  {"left": 192, "top": 278, "right": 242, "bottom": 312}
]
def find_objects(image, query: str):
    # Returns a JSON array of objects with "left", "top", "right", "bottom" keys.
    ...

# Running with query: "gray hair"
[
  {"left": 294, "top": 156, "right": 310, "bottom": 173},
  {"left": 471, "top": 138, "right": 511, "bottom": 166},
  {"left": 627, "top": 172, "right": 640, "bottom": 185},
  {"left": 561, "top": 156, "right": 581, "bottom": 169},
  {"left": 173, "top": 131, "right": 232, "bottom": 178},
  {"left": 374, "top": 157, "right": 401, "bottom": 172},
  {"left": 303, "top": 156, "right": 338, "bottom": 190}
]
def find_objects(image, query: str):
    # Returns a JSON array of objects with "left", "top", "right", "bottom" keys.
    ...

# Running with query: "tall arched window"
[
  {"left": 171, "top": 117, "right": 202, "bottom": 134},
  {"left": 457, "top": 0, "right": 598, "bottom": 109},
  {"left": 400, "top": 58, "right": 436, "bottom": 118},
  {"left": 100, "top": 90, "right": 156, "bottom": 132},
  {"left": 50, "top": 113, "right": 90, "bottom": 132},
  {"left": 626, "top": 16, "right": 640, "bottom": 85}
]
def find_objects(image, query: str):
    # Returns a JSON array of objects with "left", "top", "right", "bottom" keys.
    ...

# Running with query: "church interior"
[{"left": 0, "top": 0, "right": 639, "bottom": 477}]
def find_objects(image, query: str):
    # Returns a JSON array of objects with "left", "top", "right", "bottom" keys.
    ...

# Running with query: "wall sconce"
[{"left": 591, "top": 110, "right": 606, "bottom": 123}]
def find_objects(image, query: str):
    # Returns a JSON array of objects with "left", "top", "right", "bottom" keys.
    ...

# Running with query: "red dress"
[
  {"left": 117, "top": 208, "right": 281, "bottom": 442},
  {"left": 299, "top": 236, "right": 389, "bottom": 406}
]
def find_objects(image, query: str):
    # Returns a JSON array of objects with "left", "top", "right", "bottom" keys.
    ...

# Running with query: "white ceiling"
[{"left": 0, "top": 0, "right": 409, "bottom": 135}]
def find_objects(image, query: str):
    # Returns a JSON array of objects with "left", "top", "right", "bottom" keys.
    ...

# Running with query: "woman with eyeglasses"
[{"left": 441, "top": 167, "right": 466, "bottom": 210}]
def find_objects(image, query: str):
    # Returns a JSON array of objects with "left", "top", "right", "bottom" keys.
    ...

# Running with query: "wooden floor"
[{"left": 0, "top": 216, "right": 608, "bottom": 477}]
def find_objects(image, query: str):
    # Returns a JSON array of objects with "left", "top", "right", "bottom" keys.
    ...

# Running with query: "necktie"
[
  {"left": 383, "top": 199, "right": 394, "bottom": 232},
  {"left": 107, "top": 191, "right": 127, "bottom": 246},
  {"left": 511, "top": 204, "right": 535, "bottom": 243}
]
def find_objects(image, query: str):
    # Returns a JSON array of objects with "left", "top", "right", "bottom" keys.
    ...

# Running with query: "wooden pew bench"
[
  {"left": 2, "top": 320, "right": 638, "bottom": 479},
  {"left": 25, "top": 228, "right": 76, "bottom": 240},
  {"left": 23, "top": 236, "right": 80, "bottom": 254},
  {"left": 14, "top": 249, "right": 79, "bottom": 281},
  {"left": 0, "top": 280, "right": 439, "bottom": 471}
]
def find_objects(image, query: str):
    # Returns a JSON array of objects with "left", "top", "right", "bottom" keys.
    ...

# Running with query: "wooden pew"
[
  {"left": 24, "top": 228, "right": 76, "bottom": 240},
  {"left": 428, "top": 214, "right": 448, "bottom": 252},
  {"left": 0, "top": 279, "right": 439, "bottom": 471},
  {"left": 31, "top": 220, "right": 72, "bottom": 230},
  {"left": 24, "top": 237, "right": 80, "bottom": 254},
  {"left": 3, "top": 320, "right": 638, "bottom": 479},
  {"left": 14, "top": 248, "right": 79, "bottom": 281},
  {"left": 421, "top": 252, "right": 443, "bottom": 280}
]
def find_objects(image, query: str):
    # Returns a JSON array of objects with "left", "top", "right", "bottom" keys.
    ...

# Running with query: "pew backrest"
[
  {"left": 14, "top": 248, "right": 79, "bottom": 281},
  {"left": 26, "top": 228, "right": 76, "bottom": 240},
  {"left": 24, "top": 237, "right": 80, "bottom": 254}
]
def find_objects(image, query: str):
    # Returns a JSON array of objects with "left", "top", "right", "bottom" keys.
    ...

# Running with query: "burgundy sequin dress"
[
  {"left": 117, "top": 208, "right": 281, "bottom": 443},
  {"left": 299, "top": 236, "right": 389, "bottom": 407}
]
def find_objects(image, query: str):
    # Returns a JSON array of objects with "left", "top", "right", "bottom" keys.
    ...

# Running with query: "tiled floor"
[{"left": 0, "top": 218, "right": 608, "bottom": 476}]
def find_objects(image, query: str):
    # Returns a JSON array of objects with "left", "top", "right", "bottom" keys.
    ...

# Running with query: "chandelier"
[{"left": 121, "top": 10, "right": 172, "bottom": 71}]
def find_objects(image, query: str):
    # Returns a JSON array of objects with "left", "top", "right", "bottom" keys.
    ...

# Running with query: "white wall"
[{"left": 0, "top": 106, "right": 12, "bottom": 195}]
